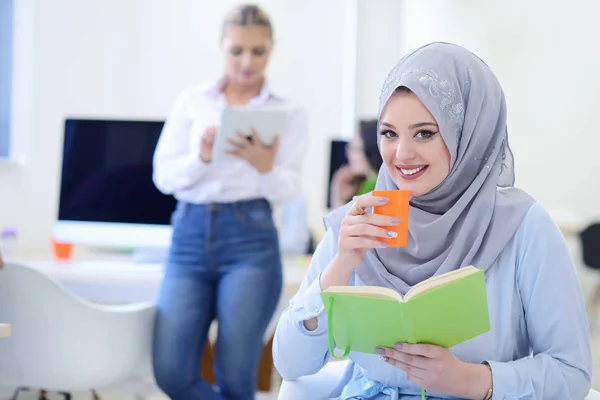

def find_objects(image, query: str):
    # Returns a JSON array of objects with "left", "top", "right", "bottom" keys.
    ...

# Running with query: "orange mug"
[
  {"left": 52, "top": 239, "right": 73, "bottom": 261},
  {"left": 372, "top": 189, "right": 410, "bottom": 247}
]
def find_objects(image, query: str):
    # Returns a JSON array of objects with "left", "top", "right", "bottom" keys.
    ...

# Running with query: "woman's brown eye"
[{"left": 414, "top": 130, "right": 438, "bottom": 140}]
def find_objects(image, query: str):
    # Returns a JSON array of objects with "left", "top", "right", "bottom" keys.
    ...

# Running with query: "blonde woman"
[{"left": 152, "top": 4, "right": 307, "bottom": 399}]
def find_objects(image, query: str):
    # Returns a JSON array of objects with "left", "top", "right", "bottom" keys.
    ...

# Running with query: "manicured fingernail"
[
  {"left": 379, "top": 355, "right": 389, "bottom": 362},
  {"left": 394, "top": 343, "right": 403, "bottom": 350},
  {"left": 390, "top": 218, "right": 401, "bottom": 225},
  {"left": 386, "top": 230, "right": 398, "bottom": 238},
  {"left": 375, "top": 347, "right": 385, "bottom": 355},
  {"left": 380, "top": 197, "right": 389, "bottom": 203},
  {"left": 379, "top": 241, "right": 389, "bottom": 247}
]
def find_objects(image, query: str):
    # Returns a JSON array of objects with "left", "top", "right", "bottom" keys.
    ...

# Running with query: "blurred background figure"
[
  {"left": 330, "top": 119, "right": 383, "bottom": 208},
  {"left": 151, "top": 4, "right": 307, "bottom": 400}
]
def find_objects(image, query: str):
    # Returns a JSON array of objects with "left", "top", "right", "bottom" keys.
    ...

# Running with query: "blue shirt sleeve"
[
  {"left": 487, "top": 203, "right": 592, "bottom": 399},
  {"left": 273, "top": 227, "right": 350, "bottom": 380}
]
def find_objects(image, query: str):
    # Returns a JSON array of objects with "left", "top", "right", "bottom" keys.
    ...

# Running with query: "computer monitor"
[
  {"left": 327, "top": 139, "right": 349, "bottom": 208},
  {"left": 53, "top": 118, "right": 176, "bottom": 251}
]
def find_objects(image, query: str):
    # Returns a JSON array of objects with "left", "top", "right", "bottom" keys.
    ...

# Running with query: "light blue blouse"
[{"left": 273, "top": 202, "right": 592, "bottom": 399}]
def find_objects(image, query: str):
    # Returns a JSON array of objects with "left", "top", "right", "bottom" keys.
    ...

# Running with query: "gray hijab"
[{"left": 324, "top": 42, "right": 535, "bottom": 294}]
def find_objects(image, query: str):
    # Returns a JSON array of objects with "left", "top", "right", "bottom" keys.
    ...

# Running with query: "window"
[{"left": 0, "top": 0, "right": 13, "bottom": 158}]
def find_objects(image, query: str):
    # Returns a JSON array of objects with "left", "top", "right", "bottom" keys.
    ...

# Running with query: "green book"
[{"left": 321, "top": 266, "right": 490, "bottom": 358}]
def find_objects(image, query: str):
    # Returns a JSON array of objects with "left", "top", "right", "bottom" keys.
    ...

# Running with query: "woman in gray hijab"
[{"left": 273, "top": 42, "right": 592, "bottom": 399}]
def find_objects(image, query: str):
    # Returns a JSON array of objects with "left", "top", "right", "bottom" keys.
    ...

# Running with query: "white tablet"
[{"left": 212, "top": 106, "right": 288, "bottom": 162}]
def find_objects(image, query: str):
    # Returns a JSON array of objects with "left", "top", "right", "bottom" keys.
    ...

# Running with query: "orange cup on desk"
[
  {"left": 52, "top": 239, "right": 73, "bottom": 261},
  {"left": 372, "top": 189, "right": 410, "bottom": 247}
]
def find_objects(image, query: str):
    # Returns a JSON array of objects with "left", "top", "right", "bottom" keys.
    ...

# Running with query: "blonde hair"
[{"left": 221, "top": 4, "right": 273, "bottom": 40}]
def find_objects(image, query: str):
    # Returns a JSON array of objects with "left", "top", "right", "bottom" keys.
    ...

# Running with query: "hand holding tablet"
[
  {"left": 225, "top": 128, "right": 280, "bottom": 173},
  {"left": 212, "top": 106, "right": 288, "bottom": 164}
]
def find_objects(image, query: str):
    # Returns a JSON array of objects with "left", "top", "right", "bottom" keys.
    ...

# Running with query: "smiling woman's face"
[{"left": 378, "top": 89, "right": 451, "bottom": 197}]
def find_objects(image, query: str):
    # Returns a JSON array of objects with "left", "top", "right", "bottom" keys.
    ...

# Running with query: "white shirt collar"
[{"left": 205, "top": 76, "right": 280, "bottom": 105}]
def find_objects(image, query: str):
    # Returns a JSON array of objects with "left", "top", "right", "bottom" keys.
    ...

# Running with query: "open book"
[{"left": 320, "top": 266, "right": 490, "bottom": 358}]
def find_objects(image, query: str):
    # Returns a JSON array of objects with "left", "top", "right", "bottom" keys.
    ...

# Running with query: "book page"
[
  {"left": 404, "top": 266, "right": 478, "bottom": 302},
  {"left": 324, "top": 285, "right": 404, "bottom": 302}
]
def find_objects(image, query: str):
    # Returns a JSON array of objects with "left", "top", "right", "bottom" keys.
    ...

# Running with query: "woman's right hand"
[
  {"left": 306, "top": 195, "right": 401, "bottom": 330},
  {"left": 200, "top": 126, "right": 217, "bottom": 163},
  {"left": 337, "top": 195, "right": 400, "bottom": 269}
]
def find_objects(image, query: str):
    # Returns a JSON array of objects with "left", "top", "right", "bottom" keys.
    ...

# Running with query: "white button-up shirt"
[{"left": 152, "top": 78, "right": 308, "bottom": 205}]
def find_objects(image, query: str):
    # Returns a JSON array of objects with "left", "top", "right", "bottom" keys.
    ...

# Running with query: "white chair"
[
  {"left": 278, "top": 359, "right": 600, "bottom": 400},
  {"left": 0, "top": 263, "right": 156, "bottom": 398}
]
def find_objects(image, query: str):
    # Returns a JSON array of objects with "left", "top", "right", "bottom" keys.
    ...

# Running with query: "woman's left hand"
[
  {"left": 376, "top": 343, "right": 492, "bottom": 399},
  {"left": 226, "top": 129, "right": 279, "bottom": 173}
]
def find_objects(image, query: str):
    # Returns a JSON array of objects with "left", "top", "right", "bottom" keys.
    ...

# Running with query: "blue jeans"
[{"left": 152, "top": 199, "right": 283, "bottom": 400}]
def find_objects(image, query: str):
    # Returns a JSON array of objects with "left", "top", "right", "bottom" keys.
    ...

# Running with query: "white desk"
[
  {"left": 12, "top": 255, "right": 309, "bottom": 302},
  {"left": 8, "top": 253, "right": 310, "bottom": 342},
  {"left": 0, "top": 324, "right": 10, "bottom": 338}
]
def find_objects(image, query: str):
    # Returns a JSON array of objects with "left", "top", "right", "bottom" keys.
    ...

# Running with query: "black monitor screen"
[
  {"left": 58, "top": 118, "right": 177, "bottom": 225},
  {"left": 327, "top": 139, "right": 349, "bottom": 208}
]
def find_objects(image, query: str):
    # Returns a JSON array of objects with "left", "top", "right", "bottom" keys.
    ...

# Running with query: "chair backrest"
[
  {"left": 580, "top": 223, "right": 600, "bottom": 269},
  {"left": 0, "top": 263, "right": 155, "bottom": 391}
]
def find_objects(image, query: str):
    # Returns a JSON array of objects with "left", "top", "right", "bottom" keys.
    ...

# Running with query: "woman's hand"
[
  {"left": 308, "top": 195, "right": 400, "bottom": 331},
  {"left": 376, "top": 343, "right": 493, "bottom": 400},
  {"left": 226, "top": 129, "right": 279, "bottom": 173},
  {"left": 337, "top": 194, "right": 399, "bottom": 268},
  {"left": 200, "top": 126, "right": 217, "bottom": 163},
  {"left": 318, "top": 195, "right": 400, "bottom": 295}
]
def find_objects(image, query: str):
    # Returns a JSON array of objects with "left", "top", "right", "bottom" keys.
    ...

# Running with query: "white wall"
[
  {"left": 5, "top": 0, "right": 600, "bottom": 253},
  {"left": 357, "top": 0, "right": 600, "bottom": 225},
  {"left": 1, "top": 0, "right": 352, "bottom": 252},
  {"left": 355, "top": 0, "right": 403, "bottom": 120}
]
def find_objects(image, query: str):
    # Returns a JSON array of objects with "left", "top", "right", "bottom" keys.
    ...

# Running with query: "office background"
[
  {"left": 2, "top": 0, "right": 599, "bottom": 253},
  {"left": 1, "top": 0, "right": 600, "bottom": 395}
]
